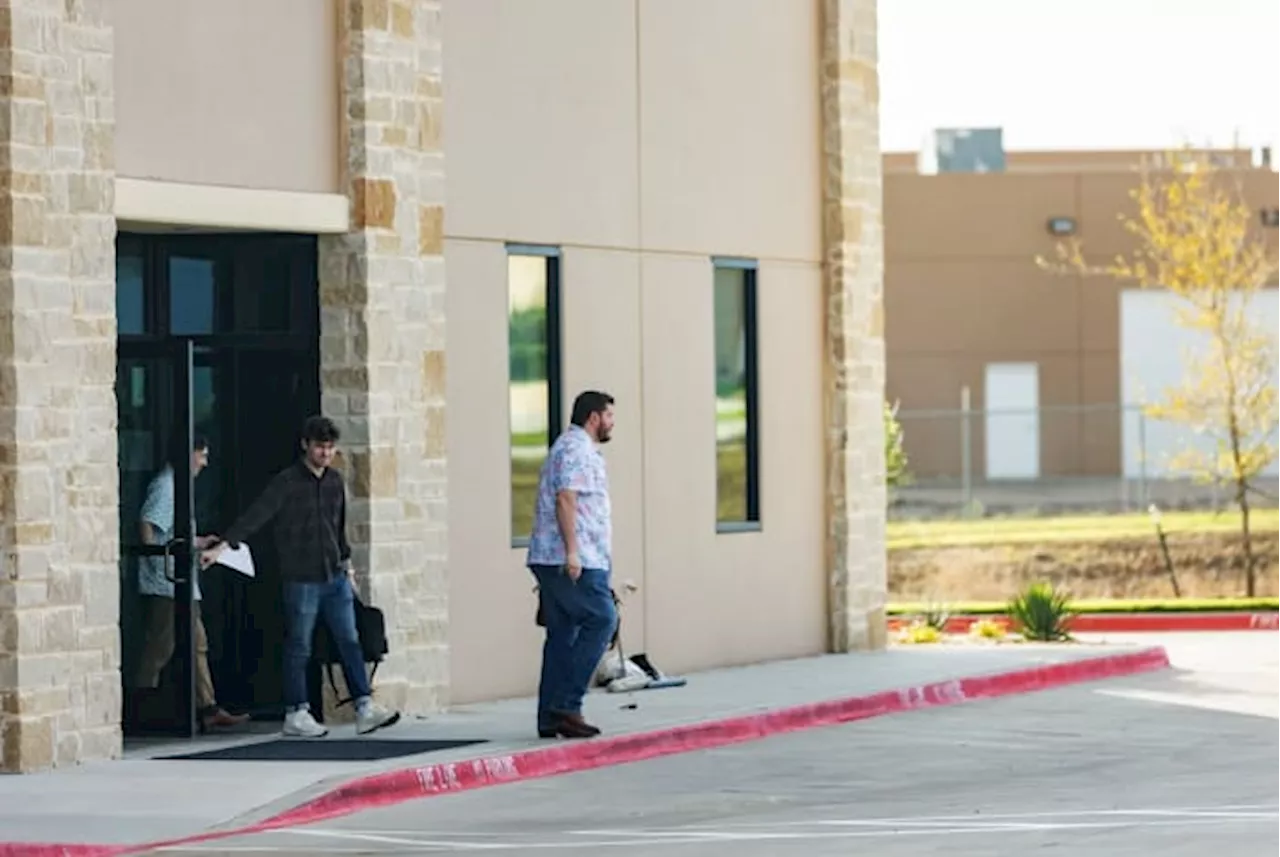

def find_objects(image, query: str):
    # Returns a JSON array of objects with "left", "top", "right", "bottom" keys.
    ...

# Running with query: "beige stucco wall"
[
  {"left": 640, "top": 256, "right": 826, "bottom": 674},
  {"left": 442, "top": 0, "right": 639, "bottom": 247},
  {"left": 443, "top": 0, "right": 826, "bottom": 704},
  {"left": 637, "top": 0, "right": 822, "bottom": 260},
  {"left": 445, "top": 241, "right": 654, "bottom": 703},
  {"left": 112, "top": 0, "right": 340, "bottom": 194}
]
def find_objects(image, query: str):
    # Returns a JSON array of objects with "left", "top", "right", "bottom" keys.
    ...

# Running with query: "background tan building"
[
  {"left": 883, "top": 139, "right": 1279, "bottom": 499},
  {"left": 0, "top": 0, "right": 886, "bottom": 772}
]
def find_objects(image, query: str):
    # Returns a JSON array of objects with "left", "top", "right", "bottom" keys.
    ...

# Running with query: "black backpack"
[{"left": 312, "top": 594, "right": 389, "bottom": 708}]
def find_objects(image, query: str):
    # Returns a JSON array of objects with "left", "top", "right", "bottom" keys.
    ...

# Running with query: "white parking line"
[
  {"left": 570, "top": 810, "right": 1278, "bottom": 839},
  {"left": 151, "top": 805, "right": 1276, "bottom": 853},
  {"left": 667, "top": 803, "right": 1280, "bottom": 830},
  {"left": 1097, "top": 687, "right": 1280, "bottom": 719},
  {"left": 267, "top": 829, "right": 506, "bottom": 851}
]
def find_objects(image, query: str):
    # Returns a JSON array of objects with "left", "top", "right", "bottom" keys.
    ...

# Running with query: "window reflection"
[
  {"left": 117, "top": 254, "right": 145, "bottom": 334},
  {"left": 508, "top": 253, "right": 556, "bottom": 542},
  {"left": 232, "top": 242, "right": 294, "bottom": 332},
  {"left": 713, "top": 264, "right": 759, "bottom": 525},
  {"left": 115, "top": 359, "right": 158, "bottom": 488},
  {"left": 170, "top": 256, "right": 216, "bottom": 335}
]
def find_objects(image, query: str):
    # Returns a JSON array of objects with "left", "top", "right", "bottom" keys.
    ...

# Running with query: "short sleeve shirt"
[
  {"left": 526, "top": 426, "right": 612, "bottom": 571},
  {"left": 137, "top": 466, "right": 202, "bottom": 601}
]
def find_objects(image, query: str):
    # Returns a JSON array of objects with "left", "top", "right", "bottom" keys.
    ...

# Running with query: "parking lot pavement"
[
  {"left": 154, "top": 633, "right": 1278, "bottom": 857},
  {"left": 0, "top": 638, "right": 1154, "bottom": 848}
]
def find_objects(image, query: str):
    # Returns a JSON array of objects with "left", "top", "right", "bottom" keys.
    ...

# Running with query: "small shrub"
[
  {"left": 969, "top": 618, "right": 1007, "bottom": 640},
  {"left": 920, "top": 601, "right": 952, "bottom": 632},
  {"left": 1007, "top": 581, "right": 1076, "bottom": 642},
  {"left": 898, "top": 621, "right": 943, "bottom": 644},
  {"left": 885, "top": 399, "right": 911, "bottom": 490}
]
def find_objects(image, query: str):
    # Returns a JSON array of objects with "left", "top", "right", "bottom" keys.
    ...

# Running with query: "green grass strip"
[{"left": 887, "top": 508, "right": 1279, "bottom": 550}]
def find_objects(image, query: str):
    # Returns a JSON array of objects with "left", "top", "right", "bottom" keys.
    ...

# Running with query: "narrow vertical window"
[
  {"left": 507, "top": 246, "right": 562, "bottom": 544},
  {"left": 713, "top": 258, "right": 760, "bottom": 529},
  {"left": 115, "top": 246, "right": 146, "bottom": 335}
]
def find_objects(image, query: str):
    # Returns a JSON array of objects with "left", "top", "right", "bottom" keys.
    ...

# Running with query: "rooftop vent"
[{"left": 917, "top": 127, "right": 1006, "bottom": 175}]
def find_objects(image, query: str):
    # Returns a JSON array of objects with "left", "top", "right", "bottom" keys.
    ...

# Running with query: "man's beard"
[{"left": 597, "top": 428, "right": 612, "bottom": 444}]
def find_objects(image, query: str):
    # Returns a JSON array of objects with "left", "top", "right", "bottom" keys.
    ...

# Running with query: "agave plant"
[
  {"left": 920, "top": 600, "right": 952, "bottom": 633},
  {"left": 1006, "top": 581, "right": 1075, "bottom": 642}
]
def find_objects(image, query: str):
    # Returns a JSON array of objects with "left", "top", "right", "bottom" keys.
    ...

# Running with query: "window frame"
[
  {"left": 506, "top": 243, "right": 563, "bottom": 548},
  {"left": 115, "top": 232, "right": 319, "bottom": 347},
  {"left": 711, "top": 256, "right": 762, "bottom": 533}
]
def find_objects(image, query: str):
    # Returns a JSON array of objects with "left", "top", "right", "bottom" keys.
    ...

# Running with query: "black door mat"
[{"left": 160, "top": 738, "right": 487, "bottom": 762}]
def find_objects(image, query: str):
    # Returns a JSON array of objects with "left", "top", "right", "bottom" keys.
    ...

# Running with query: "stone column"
[
  {"left": 0, "top": 1, "right": 119, "bottom": 772},
  {"left": 318, "top": 0, "right": 449, "bottom": 717},
  {"left": 820, "top": 0, "right": 888, "bottom": 653}
]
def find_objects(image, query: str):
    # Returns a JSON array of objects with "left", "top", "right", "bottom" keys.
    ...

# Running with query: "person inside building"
[{"left": 135, "top": 431, "right": 249, "bottom": 732}]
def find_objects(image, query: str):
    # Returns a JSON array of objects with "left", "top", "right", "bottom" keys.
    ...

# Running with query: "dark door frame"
[
  {"left": 117, "top": 338, "right": 199, "bottom": 738},
  {"left": 116, "top": 232, "right": 322, "bottom": 735}
]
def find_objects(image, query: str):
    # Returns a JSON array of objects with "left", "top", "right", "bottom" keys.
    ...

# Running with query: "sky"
[{"left": 877, "top": 0, "right": 1279, "bottom": 153}]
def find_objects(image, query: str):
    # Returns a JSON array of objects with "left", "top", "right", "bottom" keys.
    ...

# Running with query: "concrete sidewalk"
[{"left": 0, "top": 641, "right": 1163, "bottom": 850}]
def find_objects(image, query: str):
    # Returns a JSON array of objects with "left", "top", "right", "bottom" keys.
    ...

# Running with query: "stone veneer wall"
[
  {"left": 0, "top": 0, "right": 120, "bottom": 772},
  {"left": 317, "top": 0, "right": 449, "bottom": 717},
  {"left": 820, "top": 0, "right": 888, "bottom": 652}
]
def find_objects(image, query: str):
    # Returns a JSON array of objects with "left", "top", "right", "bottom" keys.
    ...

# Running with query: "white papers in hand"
[{"left": 216, "top": 545, "right": 256, "bottom": 579}]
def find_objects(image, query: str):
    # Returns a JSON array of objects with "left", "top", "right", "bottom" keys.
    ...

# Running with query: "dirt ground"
[{"left": 890, "top": 530, "right": 1280, "bottom": 601}]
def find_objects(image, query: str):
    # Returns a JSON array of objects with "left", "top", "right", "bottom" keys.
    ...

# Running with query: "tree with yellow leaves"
[{"left": 1040, "top": 149, "right": 1278, "bottom": 597}]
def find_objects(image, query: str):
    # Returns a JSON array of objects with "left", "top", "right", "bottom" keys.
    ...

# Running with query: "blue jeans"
[
  {"left": 530, "top": 565, "right": 617, "bottom": 728},
  {"left": 282, "top": 575, "right": 371, "bottom": 712}
]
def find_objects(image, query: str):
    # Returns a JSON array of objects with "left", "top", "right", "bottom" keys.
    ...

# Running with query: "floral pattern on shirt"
[{"left": 526, "top": 426, "right": 612, "bottom": 571}]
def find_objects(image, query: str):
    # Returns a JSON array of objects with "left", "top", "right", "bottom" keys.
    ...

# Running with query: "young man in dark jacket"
[{"left": 200, "top": 416, "right": 400, "bottom": 738}]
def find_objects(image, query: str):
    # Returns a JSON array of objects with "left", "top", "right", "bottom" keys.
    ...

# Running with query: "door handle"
[{"left": 162, "top": 537, "right": 189, "bottom": 583}]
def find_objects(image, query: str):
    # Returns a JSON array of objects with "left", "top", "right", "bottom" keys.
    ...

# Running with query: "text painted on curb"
[{"left": 415, "top": 754, "right": 521, "bottom": 794}]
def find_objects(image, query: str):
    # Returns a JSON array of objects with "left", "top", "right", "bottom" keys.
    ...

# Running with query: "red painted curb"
[
  {"left": 0, "top": 646, "right": 1171, "bottom": 857},
  {"left": 1071, "top": 612, "right": 1278, "bottom": 632},
  {"left": 888, "top": 612, "right": 1279, "bottom": 635},
  {"left": 0, "top": 849, "right": 121, "bottom": 857}
]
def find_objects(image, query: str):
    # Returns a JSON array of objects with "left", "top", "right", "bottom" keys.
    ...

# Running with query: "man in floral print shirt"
[{"left": 527, "top": 390, "right": 618, "bottom": 740}]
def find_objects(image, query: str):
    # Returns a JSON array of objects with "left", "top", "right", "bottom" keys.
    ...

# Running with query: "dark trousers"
[{"left": 530, "top": 564, "right": 617, "bottom": 728}]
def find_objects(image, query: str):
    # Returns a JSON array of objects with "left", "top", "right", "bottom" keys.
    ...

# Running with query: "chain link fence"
[{"left": 891, "top": 397, "right": 1279, "bottom": 520}]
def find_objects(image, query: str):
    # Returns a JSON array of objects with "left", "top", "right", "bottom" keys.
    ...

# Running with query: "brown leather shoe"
[
  {"left": 202, "top": 708, "right": 250, "bottom": 730},
  {"left": 551, "top": 711, "right": 601, "bottom": 738}
]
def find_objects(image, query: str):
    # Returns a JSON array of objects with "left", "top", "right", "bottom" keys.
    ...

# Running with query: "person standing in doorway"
[
  {"left": 135, "top": 432, "right": 249, "bottom": 732},
  {"left": 527, "top": 390, "right": 619, "bottom": 740},
  {"left": 199, "top": 415, "right": 400, "bottom": 739}
]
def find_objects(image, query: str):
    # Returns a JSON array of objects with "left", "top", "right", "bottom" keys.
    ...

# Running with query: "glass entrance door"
[
  {"left": 116, "top": 231, "right": 321, "bottom": 733},
  {"left": 118, "top": 339, "right": 200, "bottom": 738},
  {"left": 203, "top": 347, "right": 320, "bottom": 718}
]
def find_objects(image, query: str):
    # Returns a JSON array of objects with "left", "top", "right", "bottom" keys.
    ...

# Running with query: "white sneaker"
[
  {"left": 283, "top": 708, "right": 328, "bottom": 738},
  {"left": 355, "top": 702, "right": 401, "bottom": 736}
]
